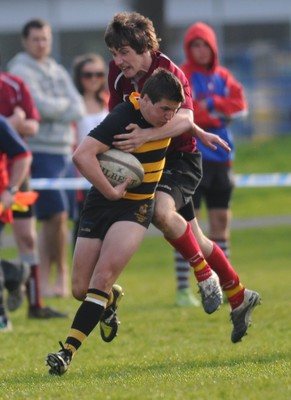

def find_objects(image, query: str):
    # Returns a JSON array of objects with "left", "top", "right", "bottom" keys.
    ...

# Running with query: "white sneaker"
[
  {"left": 198, "top": 270, "right": 223, "bottom": 314},
  {"left": 176, "top": 288, "right": 201, "bottom": 307},
  {"left": 230, "top": 288, "right": 261, "bottom": 343}
]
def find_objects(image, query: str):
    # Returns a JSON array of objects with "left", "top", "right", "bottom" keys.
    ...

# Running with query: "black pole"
[{"left": 130, "top": 0, "right": 168, "bottom": 53}]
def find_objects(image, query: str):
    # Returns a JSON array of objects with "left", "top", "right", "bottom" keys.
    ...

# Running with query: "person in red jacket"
[{"left": 175, "top": 22, "right": 248, "bottom": 300}]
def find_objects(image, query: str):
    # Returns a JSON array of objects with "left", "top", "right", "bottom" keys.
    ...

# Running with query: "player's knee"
[
  {"left": 15, "top": 235, "right": 35, "bottom": 253},
  {"left": 152, "top": 208, "right": 169, "bottom": 230},
  {"left": 72, "top": 285, "right": 86, "bottom": 301}
]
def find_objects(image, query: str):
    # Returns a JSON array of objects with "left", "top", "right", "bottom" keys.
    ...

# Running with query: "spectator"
[
  {"left": 72, "top": 52, "right": 109, "bottom": 245},
  {"left": 0, "top": 61, "right": 67, "bottom": 319},
  {"left": 8, "top": 18, "right": 85, "bottom": 298},
  {"left": 175, "top": 22, "right": 248, "bottom": 299},
  {"left": 181, "top": 21, "right": 248, "bottom": 254},
  {"left": 0, "top": 116, "right": 32, "bottom": 331}
]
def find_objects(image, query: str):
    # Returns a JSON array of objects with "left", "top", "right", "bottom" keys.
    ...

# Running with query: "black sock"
[{"left": 64, "top": 289, "right": 109, "bottom": 353}]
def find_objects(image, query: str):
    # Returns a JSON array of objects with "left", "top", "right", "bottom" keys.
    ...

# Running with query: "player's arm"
[
  {"left": 112, "top": 108, "right": 193, "bottom": 150},
  {"left": 1, "top": 154, "right": 31, "bottom": 209},
  {"left": 1, "top": 155, "right": 31, "bottom": 211},
  {"left": 72, "top": 136, "right": 130, "bottom": 200},
  {"left": 112, "top": 108, "right": 230, "bottom": 153},
  {"left": 194, "top": 125, "right": 231, "bottom": 152},
  {"left": 0, "top": 119, "right": 32, "bottom": 209},
  {"left": 8, "top": 106, "right": 39, "bottom": 137},
  {"left": 17, "top": 118, "right": 39, "bottom": 137}
]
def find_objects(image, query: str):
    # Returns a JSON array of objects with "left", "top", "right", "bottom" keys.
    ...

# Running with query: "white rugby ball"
[{"left": 98, "top": 149, "right": 144, "bottom": 189}]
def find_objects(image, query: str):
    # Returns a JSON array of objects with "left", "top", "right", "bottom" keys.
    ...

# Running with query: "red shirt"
[
  {"left": 0, "top": 73, "right": 37, "bottom": 222},
  {"left": 0, "top": 115, "right": 31, "bottom": 223},
  {"left": 108, "top": 51, "right": 196, "bottom": 154},
  {"left": 0, "top": 72, "right": 39, "bottom": 122}
]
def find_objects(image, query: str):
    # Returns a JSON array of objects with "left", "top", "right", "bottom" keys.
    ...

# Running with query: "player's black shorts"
[
  {"left": 193, "top": 161, "right": 235, "bottom": 209},
  {"left": 78, "top": 189, "right": 154, "bottom": 240},
  {"left": 157, "top": 149, "right": 202, "bottom": 212}
]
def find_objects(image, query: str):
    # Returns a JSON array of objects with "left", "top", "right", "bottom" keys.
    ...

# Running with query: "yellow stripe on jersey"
[
  {"left": 123, "top": 93, "right": 171, "bottom": 201},
  {"left": 143, "top": 159, "right": 166, "bottom": 173},
  {"left": 124, "top": 192, "right": 155, "bottom": 200},
  {"left": 144, "top": 170, "right": 163, "bottom": 183},
  {"left": 134, "top": 138, "right": 171, "bottom": 153}
]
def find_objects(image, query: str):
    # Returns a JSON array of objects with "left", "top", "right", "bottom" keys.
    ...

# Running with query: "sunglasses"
[{"left": 81, "top": 71, "right": 105, "bottom": 79}]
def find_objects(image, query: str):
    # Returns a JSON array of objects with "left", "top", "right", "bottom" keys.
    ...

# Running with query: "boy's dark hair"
[
  {"left": 22, "top": 18, "right": 50, "bottom": 38},
  {"left": 141, "top": 68, "right": 185, "bottom": 104},
  {"left": 104, "top": 12, "right": 160, "bottom": 54}
]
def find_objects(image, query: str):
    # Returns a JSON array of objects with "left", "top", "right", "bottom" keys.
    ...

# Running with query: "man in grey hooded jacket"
[{"left": 9, "top": 18, "right": 85, "bottom": 300}]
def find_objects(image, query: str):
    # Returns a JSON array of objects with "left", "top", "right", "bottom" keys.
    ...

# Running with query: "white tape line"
[
  {"left": 30, "top": 173, "right": 291, "bottom": 190},
  {"left": 234, "top": 173, "right": 291, "bottom": 187},
  {"left": 30, "top": 177, "right": 91, "bottom": 190}
]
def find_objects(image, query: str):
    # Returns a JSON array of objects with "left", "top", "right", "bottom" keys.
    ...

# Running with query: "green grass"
[
  {"left": 232, "top": 186, "right": 290, "bottom": 218},
  {"left": 1, "top": 228, "right": 291, "bottom": 400},
  {"left": 232, "top": 134, "right": 291, "bottom": 218},
  {"left": 1, "top": 135, "right": 291, "bottom": 399},
  {"left": 235, "top": 134, "right": 291, "bottom": 173}
]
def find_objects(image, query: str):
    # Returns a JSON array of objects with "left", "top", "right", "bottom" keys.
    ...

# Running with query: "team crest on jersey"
[{"left": 134, "top": 203, "right": 149, "bottom": 223}]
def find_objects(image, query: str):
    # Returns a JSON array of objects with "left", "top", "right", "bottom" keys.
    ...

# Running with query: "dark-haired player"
[
  {"left": 46, "top": 69, "right": 192, "bottom": 375},
  {"left": 104, "top": 11, "right": 260, "bottom": 345}
]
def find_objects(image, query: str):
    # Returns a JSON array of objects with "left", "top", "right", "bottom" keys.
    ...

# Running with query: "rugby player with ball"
[{"left": 45, "top": 68, "right": 187, "bottom": 375}]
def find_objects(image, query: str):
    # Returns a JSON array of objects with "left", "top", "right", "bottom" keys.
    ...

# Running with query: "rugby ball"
[{"left": 98, "top": 149, "right": 144, "bottom": 189}]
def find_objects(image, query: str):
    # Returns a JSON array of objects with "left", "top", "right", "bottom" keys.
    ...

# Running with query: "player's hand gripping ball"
[{"left": 98, "top": 149, "right": 144, "bottom": 189}]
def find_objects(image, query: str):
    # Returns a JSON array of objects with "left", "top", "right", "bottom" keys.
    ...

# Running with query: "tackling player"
[{"left": 103, "top": 12, "right": 260, "bottom": 345}]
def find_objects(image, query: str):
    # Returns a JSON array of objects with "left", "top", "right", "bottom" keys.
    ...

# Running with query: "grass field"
[
  {"left": 232, "top": 134, "right": 291, "bottom": 218},
  {"left": 1, "top": 226, "right": 291, "bottom": 400},
  {"left": 1, "top": 135, "right": 291, "bottom": 399}
]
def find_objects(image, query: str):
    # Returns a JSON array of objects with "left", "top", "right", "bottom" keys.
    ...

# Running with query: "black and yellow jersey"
[{"left": 88, "top": 93, "right": 170, "bottom": 201}]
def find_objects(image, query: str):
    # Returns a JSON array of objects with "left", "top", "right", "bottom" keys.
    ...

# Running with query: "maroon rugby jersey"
[
  {"left": 108, "top": 51, "right": 196, "bottom": 154},
  {"left": 0, "top": 72, "right": 40, "bottom": 122}
]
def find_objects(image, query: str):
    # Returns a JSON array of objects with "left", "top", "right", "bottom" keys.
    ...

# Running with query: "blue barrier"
[{"left": 29, "top": 174, "right": 291, "bottom": 189}]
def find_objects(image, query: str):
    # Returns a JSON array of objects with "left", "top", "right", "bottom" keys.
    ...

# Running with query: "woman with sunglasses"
[{"left": 72, "top": 53, "right": 109, "bottom": 245}]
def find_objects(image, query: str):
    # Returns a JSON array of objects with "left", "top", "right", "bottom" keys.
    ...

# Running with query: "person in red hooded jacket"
[{"left": 174, "top": 22, "right": 248, "bottom": 300}]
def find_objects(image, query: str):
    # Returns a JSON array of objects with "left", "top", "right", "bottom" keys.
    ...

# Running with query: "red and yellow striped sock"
[
  {"left": 225, "top": 283, "right": 245, "bottom": 310},
  {"left": 166, "top": 222, "right": 212, "bottom": 282}
]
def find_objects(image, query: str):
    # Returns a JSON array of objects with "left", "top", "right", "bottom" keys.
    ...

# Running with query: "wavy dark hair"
[{"left": 104, "top": 12, "right": 161, "bottom": 54}]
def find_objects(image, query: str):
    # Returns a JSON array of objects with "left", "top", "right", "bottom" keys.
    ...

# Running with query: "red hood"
[{"left": 180, "top": 22, "right": 218, "bottom": 79}]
